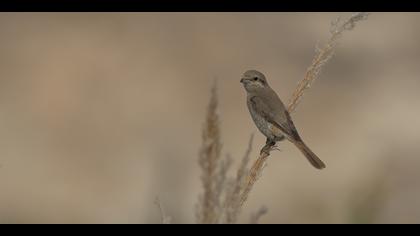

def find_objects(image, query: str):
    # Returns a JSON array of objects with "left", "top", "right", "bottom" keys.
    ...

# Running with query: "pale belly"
[{"left": 249, "top": 109, "right": 284, "bottom": 141}]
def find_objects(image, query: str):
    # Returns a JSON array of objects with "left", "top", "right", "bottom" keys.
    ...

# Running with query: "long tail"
[{"left": 293, "top": 140, "right": 326, "bottom": 169}]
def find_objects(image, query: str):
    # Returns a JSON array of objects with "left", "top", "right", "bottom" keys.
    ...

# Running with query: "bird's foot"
[
  {"left": 271, "top": 145, "right": 282, "bottom": 152},
  {"left": 260, "top": 139, "right": 277, "bottom": 155}
]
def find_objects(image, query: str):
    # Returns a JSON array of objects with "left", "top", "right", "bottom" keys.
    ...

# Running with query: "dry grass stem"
[
  {"left": 154, "top": 197, "right": 172, "bottom": 224},
  {"left": 287, "top": 12, "right": 369, "bottom": 113},
  {"left": 222, "top": 134, "right": 254, "bottom": 223},
  {"left": 197, "top": 81, "right": 223, "bottom": 224},
  {"left": 250, "top": 206, "right": 268, "bottom": 224},
  {"left": 239, "top": 148, "right": 270, "bottom": 206},
  {"left": 197, "top": 83, "right": 257, "bottom": 224}
]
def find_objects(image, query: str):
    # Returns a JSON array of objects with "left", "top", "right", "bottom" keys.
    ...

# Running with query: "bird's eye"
[{"left": 253, "top": 77, "right": 258, "bottom": 81}]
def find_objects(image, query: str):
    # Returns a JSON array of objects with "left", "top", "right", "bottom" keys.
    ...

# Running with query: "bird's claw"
[
  {"left": 260, "top": 142, "right": 277, "bottom": 155},
  {"left": 271, "top": 145, "right": 281, "bottom": 152},
  {"left": 260, "top": 141, "right": 283, "bottom": 155}
]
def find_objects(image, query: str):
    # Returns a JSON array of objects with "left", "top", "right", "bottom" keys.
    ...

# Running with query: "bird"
[{"left": 240, "top": 70, "right": 326, "bottom": 169}]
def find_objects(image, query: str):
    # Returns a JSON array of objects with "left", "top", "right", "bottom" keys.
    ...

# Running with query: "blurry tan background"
[{"left": 0, "top": 12, "right": 419, "bottom": 223}]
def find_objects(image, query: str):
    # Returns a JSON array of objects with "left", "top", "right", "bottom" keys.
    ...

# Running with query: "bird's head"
[{"left": 240, "top": 70, "right": 269, "bottom": 93}]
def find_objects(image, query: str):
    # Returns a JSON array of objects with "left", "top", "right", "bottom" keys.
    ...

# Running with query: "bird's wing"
[{"left": 249, "top": 95, "right": 301, "bottom": 141}]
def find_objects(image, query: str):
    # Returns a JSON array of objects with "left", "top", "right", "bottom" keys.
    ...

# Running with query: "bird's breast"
[{"left": 247, "top": 104, "right": 277, "bottom": 140}]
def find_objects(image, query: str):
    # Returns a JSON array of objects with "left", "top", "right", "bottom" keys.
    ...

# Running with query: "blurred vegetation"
[{"left": 0, "top": 13, "right": 419, "bottom": 223}]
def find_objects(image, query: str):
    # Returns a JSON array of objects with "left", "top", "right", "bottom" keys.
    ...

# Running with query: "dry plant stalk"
[
  {"left": 239, "top": 150, "right": 270, "bottom": 206},
  {"left": 288, "top": 12, "right": 370, "bottom": 113},
  {"left": 250, "top": 206, "right": 268, "bottom": 224},
  {"left": 196, "top": 82, "right": 223, "bottom": 224},
  {"left": 154, "top": 197, "right": 172, "bottom": 224},
  {"left": 196, "top": 83, "right": 259, "bottom": 224},
  {"left": 221, "top": 134, "right": 254, "bottom": 223},
  {"left": 239, "top": 12, "right": 370, "bottom": 209}
]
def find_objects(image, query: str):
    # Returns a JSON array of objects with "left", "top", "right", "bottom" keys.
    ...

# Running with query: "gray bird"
[{"left": 240, "top": 70, "right": 326, "bottom": 169}]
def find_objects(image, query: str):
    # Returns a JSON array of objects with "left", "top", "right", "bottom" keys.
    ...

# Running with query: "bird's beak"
[{"left": 240, "top": 78, "right": 246, "bottom": 83}]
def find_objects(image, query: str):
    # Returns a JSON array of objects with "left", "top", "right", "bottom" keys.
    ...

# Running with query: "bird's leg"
[
  {"left": 277, "top": 135, "right": 286, "bottom": 142},
  {"left": 260, "top": 138, "right": 276, "bottom": 155},
  {"left": 266, "top": 138, "right": 276, "bottom": 145},
  {"left": 271, "top": 136, "right": 285, "bottom": 152}
]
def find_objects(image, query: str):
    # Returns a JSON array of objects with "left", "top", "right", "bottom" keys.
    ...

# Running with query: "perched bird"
[{"left": 240, "top": 70, "right": 326, "bottom": 169}]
